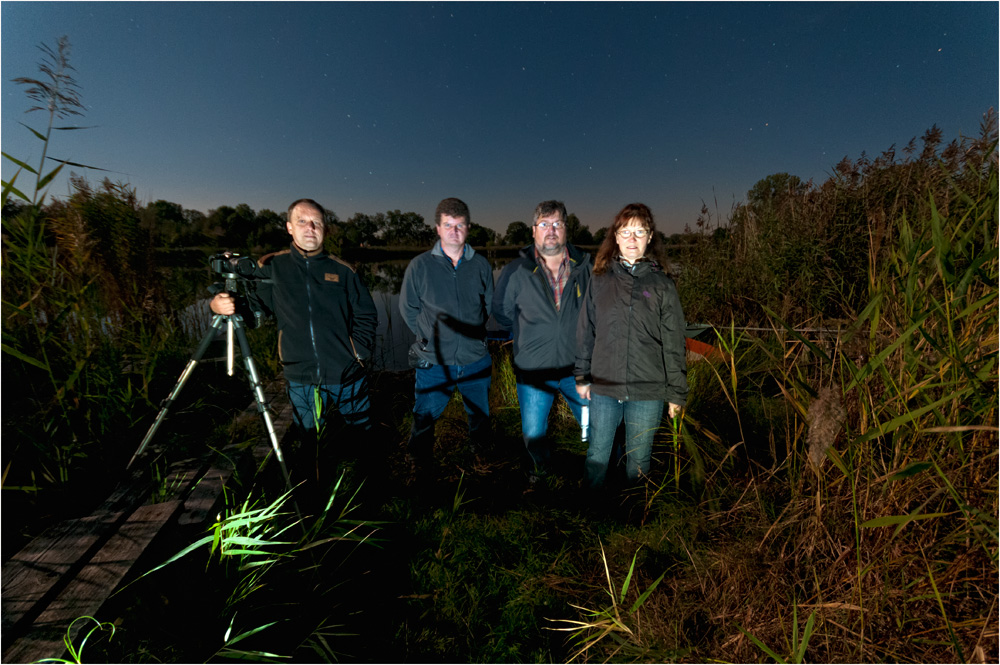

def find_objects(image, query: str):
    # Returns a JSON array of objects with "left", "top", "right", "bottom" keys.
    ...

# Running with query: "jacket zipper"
[{"left": 305, "top": 258, "right": 320, "bottom": 383}]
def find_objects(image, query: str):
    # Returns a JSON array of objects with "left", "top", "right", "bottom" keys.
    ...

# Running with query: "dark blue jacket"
[{"left": 399, "top": 241, "right": 493, "bottom": 366}]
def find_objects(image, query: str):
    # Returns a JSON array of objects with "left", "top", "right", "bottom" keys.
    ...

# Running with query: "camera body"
[
  {"left": 209, "top": 252, "right": 265, "bottom": 327},
  {"left": 210, "top": 252, "right": 258, "bottom": 279}
]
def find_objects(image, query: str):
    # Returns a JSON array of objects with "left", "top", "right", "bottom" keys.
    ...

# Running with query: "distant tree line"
[
  {"left": 2, "top": 191, "right": 607, "bottom": 255},
  {"left": 1, "top": 186, "right": 704, "bottom": 264}
]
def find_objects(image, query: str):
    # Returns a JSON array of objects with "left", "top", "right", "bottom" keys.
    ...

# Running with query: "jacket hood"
[
  {"left": 518, "top": 243, "right": 592, "bottom": 269},
  {"left": 614, "top": 256, "right": 663, "bottom": 276}
]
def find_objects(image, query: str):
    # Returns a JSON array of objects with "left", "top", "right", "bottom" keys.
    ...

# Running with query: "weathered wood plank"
[
  {"left": 2, "top": 501, "right": 182, "bottom": 664},
  {"left": 1, "top": 380, "right": 291, "bottom": 660},
  {"left": 176, "top": 381, "right": 290, "bottom": 526},
  {"left": 177, "top": 461, "right": 238, "bottom": 526},
  {"left": 1, "top": 469, "right": 151, "bottom": 637}
]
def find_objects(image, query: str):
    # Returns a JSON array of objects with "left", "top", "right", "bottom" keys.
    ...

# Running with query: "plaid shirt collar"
[{"left": 535, "top": 246, "right": 571, "bottom": 311}]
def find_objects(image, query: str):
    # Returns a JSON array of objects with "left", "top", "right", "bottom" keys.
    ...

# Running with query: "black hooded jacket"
[
  {"left": 575, "top": 258, "right": 688, "bottom": 405},
  {"left": 493, "top": 243, "right": 592, "bottom": 375}
]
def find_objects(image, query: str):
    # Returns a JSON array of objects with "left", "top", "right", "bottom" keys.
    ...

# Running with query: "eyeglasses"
[
  {"left": 442, "top": 223, "right": 467, "bottom": 231},
  {"left": 616, "top": 227, "right": 649, "bottom": 239},
  {"left": 535, "top": 221, "right": 564, "bottom": 230}
]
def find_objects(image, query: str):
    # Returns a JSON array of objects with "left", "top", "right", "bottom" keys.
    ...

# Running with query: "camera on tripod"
[
  {"left": 128, "top": 249, "right": 289, "bottom": 483},
  {"left": 210, "top": 252, "right": 258, "bottom": 279},
  {"left": 208, "top": 252, "right": 265, "bottom": 327}
]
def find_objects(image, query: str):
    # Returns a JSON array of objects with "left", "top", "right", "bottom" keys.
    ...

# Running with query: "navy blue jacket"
[{"left": 399, "top": 241, "right": 493, "bottom": 366}]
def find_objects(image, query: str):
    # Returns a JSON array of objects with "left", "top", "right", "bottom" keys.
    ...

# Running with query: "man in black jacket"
[
  {"left": 211, "top": 199, "right": 378, "bottom": 476},
  {"left": 493, "top": 200, "right": 592, "bottom": 482}
]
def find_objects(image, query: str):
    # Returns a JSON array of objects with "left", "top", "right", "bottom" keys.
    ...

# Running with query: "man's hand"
[
  {"left": 575, "top": 383, "right": 591, "bottom": 401},
  {"left": 211, "top": 292, "right": 236, "bottom": 316},
  {"left": 668, "top": 403, "right": 682, "bottom": 419}
]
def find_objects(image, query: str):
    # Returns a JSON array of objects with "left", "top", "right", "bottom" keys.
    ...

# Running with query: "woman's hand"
[
  {"left": 210, "top": 292, "right": 236, "bottom": 316},
  {"left": 575, "top": 383, "right": 591, "bottom": 401},
  {"left": 668, "top": 403, "right": 682, "bottom": 419}
]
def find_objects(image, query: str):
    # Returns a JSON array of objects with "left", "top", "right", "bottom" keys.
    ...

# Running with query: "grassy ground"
[
  {"left": 7, "top": 115, "right": 996, "bottom": 663},
  {"left": 74, "top": 329, "right": 996, "bottom": 663}
]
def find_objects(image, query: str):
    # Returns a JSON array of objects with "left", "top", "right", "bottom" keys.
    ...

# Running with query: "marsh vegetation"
[{"left": 3, "top": 37, "right": 996, "bottom": 663}]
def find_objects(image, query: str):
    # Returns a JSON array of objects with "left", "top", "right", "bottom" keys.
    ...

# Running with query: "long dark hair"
[{"left": 593, "top": 202, "right": 667, "bottom": 275}]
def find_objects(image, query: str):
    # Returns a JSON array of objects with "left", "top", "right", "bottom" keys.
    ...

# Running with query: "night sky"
[{"left": 2, "top": 1, "right": 996, "bottom": 235}]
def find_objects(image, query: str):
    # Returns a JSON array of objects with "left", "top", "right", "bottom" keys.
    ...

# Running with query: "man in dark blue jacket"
[
  {"left": 211, "top": 199, "right": 378, "bottom": 476},
  {"left": 493, "top": 200, "right": 592, "bottom": 482},
  {"left": 399, "top": 198, "right": 494, "bottom": 467}
]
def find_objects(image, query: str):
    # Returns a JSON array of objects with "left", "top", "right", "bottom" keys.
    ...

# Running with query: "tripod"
[{"left": 127, "top": 308, "right": 292, "bottom": 491}]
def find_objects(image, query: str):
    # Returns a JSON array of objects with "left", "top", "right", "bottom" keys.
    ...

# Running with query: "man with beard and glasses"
[{"left": 493, "top": 200, "right": 592, "bottom": 485}]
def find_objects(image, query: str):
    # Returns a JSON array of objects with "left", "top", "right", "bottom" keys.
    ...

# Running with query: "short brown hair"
[
  {"left": 533, "top": 200, "right": 566, "bottom": 225},
  {"left": 287, "top": 198, "right": 326, "bottom": 223},
  {"left": 435, "top": 198, "right": 470, "bottom": 226}
]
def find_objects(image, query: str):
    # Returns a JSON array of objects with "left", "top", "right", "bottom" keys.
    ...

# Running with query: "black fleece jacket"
[{"left": 252, "top": 244, "right": 378, "bottom": 385}]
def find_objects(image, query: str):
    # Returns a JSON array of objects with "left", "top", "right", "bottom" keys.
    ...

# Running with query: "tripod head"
[{"left": 208, "top": 252, "right": 265, "bottom": 328}]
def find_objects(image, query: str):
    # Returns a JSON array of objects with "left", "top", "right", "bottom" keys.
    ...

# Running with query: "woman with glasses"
[{"left": 574, "top": 203, "right": 688, "bottom": 490}]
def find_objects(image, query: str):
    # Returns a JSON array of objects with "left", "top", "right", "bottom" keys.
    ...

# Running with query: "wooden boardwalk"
[{"left": 1, "top": 381, "right": 294, "bottom": 663}]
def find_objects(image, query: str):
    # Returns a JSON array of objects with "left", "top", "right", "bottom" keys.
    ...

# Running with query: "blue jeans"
[
  {"left": 584, "top": 394, "right": 664, "bottom": 489},
  {"left": 409, "top": 353, "right": 492, "bottom": 458},
  {"left": 516, "top": 372, "right": 587, "bottom": 471},
  {"left": 287, "top": 376, "right": 371, "bottom": 433}
]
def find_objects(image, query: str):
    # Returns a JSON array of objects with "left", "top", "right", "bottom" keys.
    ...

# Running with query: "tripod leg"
[
  {"left": 233, "top": 323, "right": 293, "bottom": 491},
  {"left": 127, "top": 315, "right": 228, "bottom": 469}
]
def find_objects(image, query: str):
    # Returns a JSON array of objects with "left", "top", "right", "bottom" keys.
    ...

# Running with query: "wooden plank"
[
  {"left": 253, "top": 401, "right": 296, "bottom": 467},
  {"left": 1, "top": 383, "right": 291, "bottom": 658},
  {"left": 176, "top": 379, "right": 289, "bottom": 526},
  {"left": 1, "top": 470, "right": 151, "bottom": 637},
  {"left": 2, "top": 501, "right": 183, "bottom": 664},
  {"left": 177, "top": 461, "right": 238, "bottom": 526}
]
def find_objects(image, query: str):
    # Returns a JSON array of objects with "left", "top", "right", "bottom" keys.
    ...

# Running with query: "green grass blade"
[
  {"left": 860, "top": 513, "right": 950, "bottom": 528},
  {"left": 1, "top": 343, "right": 49, "bottom": 370},
  {"left": 854, "top": 386, "right": 972, "bottom": 444},
  {"left": 735, "top": 623, "right": 787, "bottom": 664},
  {"left": 924, "top": 554, "right": 966, "bottom": 662},
  {"left": 2, "top": 151, "right": 38, "bottom": 173},
  {"left": 2, "top": 177, "right": 29, "bottom": 203},
  {"left": 761, "top": 305, "right": 831, "bottom": 363},
  {"left": 45, "top": 156, "right": 115, "bottom": 172},
  {"left": 17, "top": 121, "right": 46, "bottom": 141},
  {"left": 845, "top": 314, "right": 929, "bottom": 391},
  {"left": 628, "top": 571, "right": 665, "bottom": 614},
  {"left": 888, "top": 461, "right": 932, "bottom": 481},
  {"left": 793, "top": 611, "right": 816, "bottom": 663},
  {"left": 826, "top": 447, "right": 850, "bottom": 477},
  {"left": 620, "top": 551, "right": 638, "bottom": 604},
  {"left": 223, "top": 620, "right": 282, "bottom": 647},
  {"left": 36, "top": 162, "right": 65, "bottom": 191},
  {"left": 135, "top": 535, "right": 215, "bottom": 579}
]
